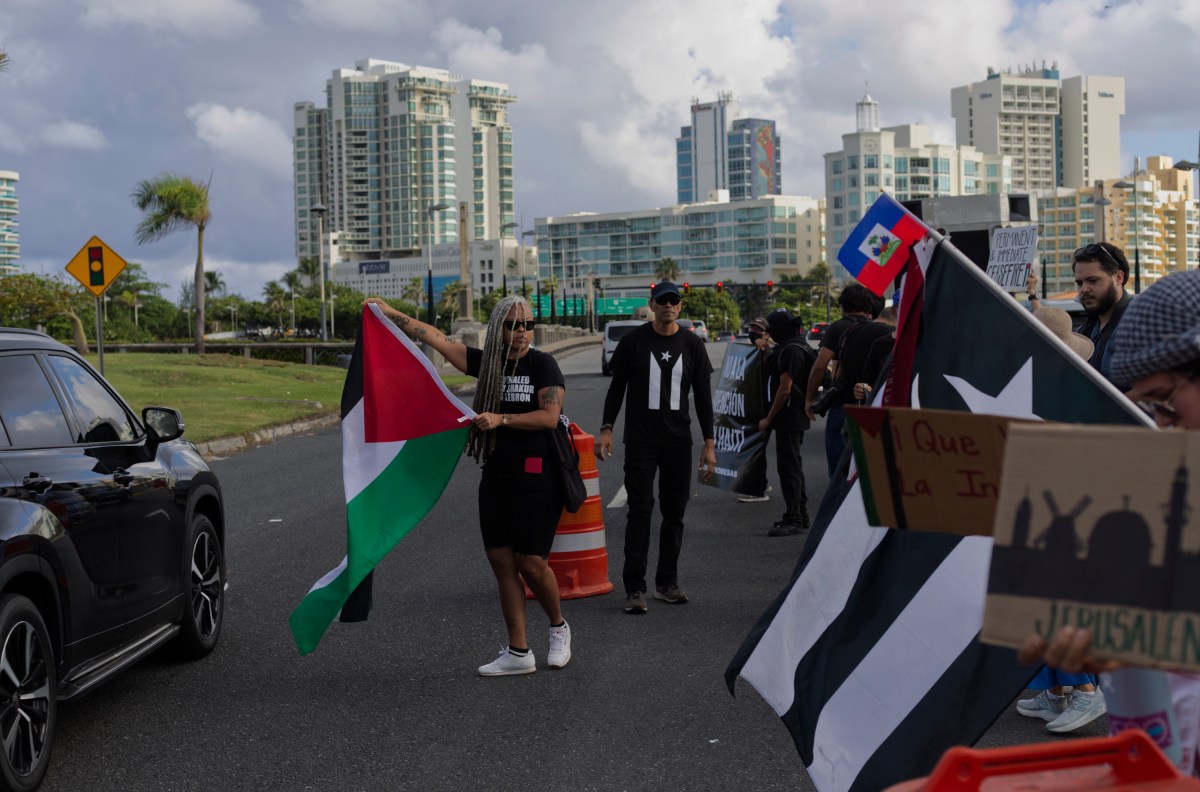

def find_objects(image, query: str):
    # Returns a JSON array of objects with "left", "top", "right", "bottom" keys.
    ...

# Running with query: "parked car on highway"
[
  {"left": 0, "top": 328, "right": 226, "bottom": 790},
  {"left": 676, "top": 318, "right": 699, "bottom": 340},
  {"left": 806, "top": 321, "right": 830, "bottom": 349},
  {"left": 602, "top": 319, "right": 645, "bottom": 375},
  {"left": 716, "top": 329, "right": 735, "bottom": 342}
]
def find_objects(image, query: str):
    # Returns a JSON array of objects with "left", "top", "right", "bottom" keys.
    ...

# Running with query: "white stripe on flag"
[
  {"left": 668, "top": 354, "right": 683, "bottom": 410},
  {"left": 738, "top": 482, "right": 886, "bottom": 714},
  {"left": 306, "top": 555, "right": 347, "bottom": 595},
  {"left": 648, "top": 353, "right": 660, "bottom": 409},
  {"left": 342, "top": 401, "right": 407, "bottom": 504},
  {"left": 807, "top": 536, "right": 993, "bottom": 791}
]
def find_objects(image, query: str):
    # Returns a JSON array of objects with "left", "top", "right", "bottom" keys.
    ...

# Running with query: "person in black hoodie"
[{"left": 759, "top": 309, "right": 816, "bottom": 536}]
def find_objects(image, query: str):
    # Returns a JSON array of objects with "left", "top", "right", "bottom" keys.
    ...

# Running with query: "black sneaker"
[
  {"left": 654, "top": 584, "right": 689, "bottom": 604},
  {"left": 768, "top": 522, "right": 804, "bottom": 537},
  {"left": 624, "top": 592, "right": 648, "bottom": 614}
]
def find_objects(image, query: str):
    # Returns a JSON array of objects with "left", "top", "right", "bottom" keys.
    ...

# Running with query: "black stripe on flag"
[
  {"left": 337, "top": 329, "right": 373, "bottom": 623},
  {"left": 726, "top": 240, "right": 1148, "bottom": 791}
]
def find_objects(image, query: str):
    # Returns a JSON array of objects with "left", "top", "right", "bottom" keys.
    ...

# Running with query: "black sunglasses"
[
  {"left": 502, "top": 320, "right": 536, "bottom": 331},
  {"left": 1074, "top": 243, "right": 1121, "bottom": 269},
  {"left": 654, "top": 295, "right": 681, "bottom": 306}
]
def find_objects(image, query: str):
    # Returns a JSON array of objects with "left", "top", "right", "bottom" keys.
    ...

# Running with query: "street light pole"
[
  {"left": 426, "top": 201, "right": 450, "bottom": 326},
  {"left": 1115, "top": 172, "right": 1141, "bottom": 293},
  {"left": 312, "top": 202, "right": 328, "bottom": 342}
]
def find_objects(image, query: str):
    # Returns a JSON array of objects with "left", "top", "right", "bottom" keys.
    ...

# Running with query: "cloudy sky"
[{"left": 1, "top": 0, "right": 1197, "bottom": 300}]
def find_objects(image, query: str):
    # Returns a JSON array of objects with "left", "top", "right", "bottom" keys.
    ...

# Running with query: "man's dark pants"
[
  {"left": 622, "top": 443, "right": 691, "bottom": 594},
  {"left": 775, "top": 428, "right": 808, "bottom": 527}
]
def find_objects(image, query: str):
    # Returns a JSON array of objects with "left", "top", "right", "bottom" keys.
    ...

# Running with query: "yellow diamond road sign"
[{"left": 66, "top": 236, "right": 128, "bottom": 297}]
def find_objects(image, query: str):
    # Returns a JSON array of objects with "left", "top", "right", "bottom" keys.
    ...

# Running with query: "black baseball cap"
[{"left": 651, "top": 281, "right": 682, "bottom": 300}]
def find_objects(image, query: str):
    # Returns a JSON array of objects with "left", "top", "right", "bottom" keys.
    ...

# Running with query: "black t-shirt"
[
  {"left": 767, "top": 339, "right": 814, "bottom": 431},
  {"left": 831, "top": 321, "right": 895, "bottom": 406},
  {"left": 466, "top": 347, "right": 564, "bottom": 463},
  {"left": 602, "top": 323, "right": 714, "bottom": 447}
]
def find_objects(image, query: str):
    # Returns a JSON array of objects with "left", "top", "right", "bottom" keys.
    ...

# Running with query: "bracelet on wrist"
[{"left": 600, "top": 423, "right": 613, "bottom": 432}]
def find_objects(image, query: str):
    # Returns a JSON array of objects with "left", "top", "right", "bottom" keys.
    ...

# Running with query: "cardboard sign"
[
  {"left": 844, "top": 406, "right": 1021, "bottom": 536},
  {"left": 701, "top": 342, "right": 769, "bottom": 493},
  {"left": 982, "top": 424, "right": 1200, "bottom": 672},
  {"left": 985, "top": 226, "right": 1038, "bottom": 292}
]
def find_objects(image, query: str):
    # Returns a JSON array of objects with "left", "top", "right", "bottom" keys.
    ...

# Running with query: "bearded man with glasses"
[
  {"left": 1073, "top": 242, "right": 1133, "bottom": 386},
  {"left": 597, "top": 281, "right": 716, "bottom": 614}
]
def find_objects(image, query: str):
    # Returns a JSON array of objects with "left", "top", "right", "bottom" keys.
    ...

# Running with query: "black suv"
[{"left": 0, "top": 329, "right": 225, "bottom": 790}]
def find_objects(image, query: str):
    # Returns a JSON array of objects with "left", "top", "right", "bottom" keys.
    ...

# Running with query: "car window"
[
  {"left": 45, "top": 354, "right": 137, "bottom": 444},
  {"left": 0, "top": 354, "right": 75, "bottom": 447},
  {"left": 606, "top": 325, "right": 638, "bottom": 343}
]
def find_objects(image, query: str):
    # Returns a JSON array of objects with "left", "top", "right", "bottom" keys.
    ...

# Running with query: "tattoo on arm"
[
  {"left": 415, "top": 327, "right": 427, "bottom": 337},
  {"left": 540, "top": 386, "right": 563, "bottom": 408},
  {"left": 394, "top": 315, "right": 410, "bottom": 330}
]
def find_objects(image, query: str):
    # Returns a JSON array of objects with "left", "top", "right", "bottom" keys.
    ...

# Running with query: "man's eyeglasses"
[
  {"left": 1074, "top": 243, "right": 1121, "bottom": 270},
  {"left": 502, "top": 320, "right": 536, "bottom": 332},
  {"left": 654, "top": 295, "right": 681, "bottom": 306},
  {"left": 1136, "top": 376, "right": 1193, "bottom": 423}
]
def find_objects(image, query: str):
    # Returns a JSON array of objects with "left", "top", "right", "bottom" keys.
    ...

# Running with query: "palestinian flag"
[
  {"left": 725, "top": 240, "right": 1149, "bottom": 791},
  {"left": 289, "top": 304, "right": 474, "bottom": 655}
]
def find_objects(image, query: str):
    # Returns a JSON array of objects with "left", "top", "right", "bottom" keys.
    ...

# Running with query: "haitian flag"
[
  {"left": 726, "top": 240, "right": 1149, "bottom": 791},
  {"left": 837, "top": 194, "right": 929, "bottom": 296},
  {"left": 289, "top": 303, "right": 475, "bottom": 655}
]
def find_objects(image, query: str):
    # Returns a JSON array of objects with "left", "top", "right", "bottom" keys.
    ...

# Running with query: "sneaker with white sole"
[
  {"left": 737, "top": 493, "right": 770, "bottom": 503},
  {"left": 1016, "top": 690, "right": 1067, "bottom": 722},
  {"left": 1046, "top": 690, "right": 1106, "bottom": 733},
  {"left": 477, "top": 646, "right": 536, "bottom": 677},
  {"left": 624, "top": 592, "right": 648, "bottom": 614},
  {"left": 654, "top": 584, "right": 689, "bottom": 604},
  {"left": 547, "top": 622, "right": 571, "bottom": 669}
]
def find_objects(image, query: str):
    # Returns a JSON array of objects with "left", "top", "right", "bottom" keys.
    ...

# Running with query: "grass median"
[{"left": 90, "top": 352, "right": 473, "bottom": 444}]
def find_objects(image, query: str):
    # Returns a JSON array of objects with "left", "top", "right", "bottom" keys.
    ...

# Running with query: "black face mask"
[{"left": 748, "top": 332, "right": 762, "bottom": 343}]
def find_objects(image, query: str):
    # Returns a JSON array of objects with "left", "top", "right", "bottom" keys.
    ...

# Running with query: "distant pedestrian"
[
  {"left": 597, "top": 281, "right": 716, "bottom": 614},
  {"left": 738, "top": 317, "right": 772, "bottom": 504},
  {"left": 365, "top": 295, "right": 572, "bottom": 676},
  {"left": 759, "top": 309, "right": 816, "bottom": 536}
]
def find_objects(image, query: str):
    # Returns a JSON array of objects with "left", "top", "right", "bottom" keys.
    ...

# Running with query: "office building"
[
  {"left": 293, "top": 59, "right": 516, "bottom": 265},
  {"left": 951, "top": 64, "right": 1125, "bottom": 192},
  {"left": 0, "top": 170, "right": 17, "bottom": 272},
  {"left": 1037, "top": 156, "right": 1197, "bottom": 295},
  {"left": 824, "top": 94, "right": 1011, "bottom": 265},
  {"left": 536, "top": 191, "right": 824, "bottom": 299},
  {"left": 676, "top": 93, "right": 782, "bottom": 204}
]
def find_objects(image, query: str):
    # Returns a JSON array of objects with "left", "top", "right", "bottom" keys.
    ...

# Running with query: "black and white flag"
[{"left": 725, "top": 240, "right": 1149, "bottom": 791}]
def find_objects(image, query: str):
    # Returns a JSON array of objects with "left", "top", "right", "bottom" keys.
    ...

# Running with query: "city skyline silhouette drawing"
[{"left": 989, "top": 461, "right": 1199, "bottom": 614}]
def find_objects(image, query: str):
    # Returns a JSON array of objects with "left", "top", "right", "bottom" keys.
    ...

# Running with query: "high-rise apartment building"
[
  {"left": 0, "top": 171, "right": 17, "bottom": 272},
  {"left": 1037, "top": 156, "right": 1198, "bottom": 296},
  {"left": 825, "top": 94, "right": 1011, "bottom": 264},
  {"left": 293, "top": 59, "right": 516, "bottom": 265},
  {"left": 951, "top": 64, "right": 1125, "bottom": 192},
  {"left": 676, "top": 93, "right": 781, "bottom": 204}
]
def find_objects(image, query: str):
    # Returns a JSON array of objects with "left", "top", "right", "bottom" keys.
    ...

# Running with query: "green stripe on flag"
[{"left": 289, "top": 426, "right": 469, "bottom": 654}]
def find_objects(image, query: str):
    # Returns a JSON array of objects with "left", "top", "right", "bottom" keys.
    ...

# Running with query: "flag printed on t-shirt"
[
  {"left": 648, "top": 351, "right": 683, "bottom": 411},
  {"left": 837, "top": 194, "right": 929, "bottom": 296}
]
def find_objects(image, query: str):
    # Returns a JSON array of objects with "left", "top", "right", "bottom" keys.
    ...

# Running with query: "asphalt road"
[{"left": 41, "top": 342, "right": 1104, "bottom": 791}]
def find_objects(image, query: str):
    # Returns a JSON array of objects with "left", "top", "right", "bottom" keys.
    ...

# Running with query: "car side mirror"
[{"left": 142, "top": 407, "right": 185, "bottom": 443}]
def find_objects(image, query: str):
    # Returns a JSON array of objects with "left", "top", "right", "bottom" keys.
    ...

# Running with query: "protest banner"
[
  {"left": 844, "top": 406, "right": 1022, "bottom": 536},
  {"left": 983, "top": 424, "right": 1200, "bottom": 672},
  {"left": 702, "top": 342, "right": 768, "bottom": 493},
  {"left": 985, "top": 225, "right": 1039, "bottom": 292}
]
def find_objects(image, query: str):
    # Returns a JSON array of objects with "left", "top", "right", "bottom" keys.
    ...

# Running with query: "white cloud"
[
  {"left": 291, "top": 0, "right": 427, "bottom": 33},
  {"left": 42, "top": 120, "right": 108, "bottom": 150},
  {"left": 82, "top": 0, "right": 260, "bottom": 36},
  {"left": 185, "top": 103, "right": 292, "bottom": 181}
]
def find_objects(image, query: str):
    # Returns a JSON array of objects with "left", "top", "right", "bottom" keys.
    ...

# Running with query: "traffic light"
[
  {"left": 683, "top": 282, "right": 690, "bottom": 295},
  {"left": 716, "top": 281, "right": 724, "bottom": 293},
  {"left": 767, "top": 280, "right": 775, "bottom": 295}
]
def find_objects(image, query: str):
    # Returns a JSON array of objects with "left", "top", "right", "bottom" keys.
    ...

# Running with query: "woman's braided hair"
[{"left": 467, "top": 295, "right": 531, "bottom": 464}]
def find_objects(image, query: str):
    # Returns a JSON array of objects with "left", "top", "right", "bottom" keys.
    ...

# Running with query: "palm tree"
[
  {"left": 655, "top": 257, "right": 680, "bottom": 283},
  {"left": 263, "top": 281, "right": 287, "bottom": 331},
  {"left": 133, "top": 173, "right": 212, "bottom": 352},
  {"left": 401, "top": 276, "right": 424, "bottom": 307},
  {"left": 282, "top": 271, "right": 302, "bottom": 331},
  {"left": 204, "top": 269, "right": 226, "bottom": 297},
  {"left": 296, "top": 257, "right": 321, "bottom": 290},
  {"left": 0, "top": 49, "right": 9, "bottom": 74}
]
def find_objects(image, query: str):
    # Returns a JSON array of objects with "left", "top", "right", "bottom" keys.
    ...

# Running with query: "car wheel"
[
  {"left": 173, "top": 513, "right": 224, "bottom": 660},
  {"left": 0, "top": 595, "right": 56, "bottom": 792}
]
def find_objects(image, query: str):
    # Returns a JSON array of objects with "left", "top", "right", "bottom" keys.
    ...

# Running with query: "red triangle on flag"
[{"left": 361, "top": 307, "right": 473, "bottom": 443}]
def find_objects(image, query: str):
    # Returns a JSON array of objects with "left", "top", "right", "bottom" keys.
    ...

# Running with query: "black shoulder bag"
[{"left": 549, "top": 416, "right": 586, "bottom": 513}]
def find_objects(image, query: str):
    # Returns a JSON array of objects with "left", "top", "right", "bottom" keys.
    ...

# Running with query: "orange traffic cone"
[{"left": 525, "top": 422, "right": 613, "bottom": 599}]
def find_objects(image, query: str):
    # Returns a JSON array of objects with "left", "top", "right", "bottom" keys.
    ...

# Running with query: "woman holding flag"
[{"left": 365, "top": 295, "right": 571, "bottom": 676}]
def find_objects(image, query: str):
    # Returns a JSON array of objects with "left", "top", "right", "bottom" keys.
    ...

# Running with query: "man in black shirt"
[
  {"left": 759, "top": 309, "right": 816, "bottom": 537},
  {"left": 598, "top": 282, "right": 717, "bottom": 614},
  {"left": 1073, "top": 242, "right": 1133, "bottom": 388}
]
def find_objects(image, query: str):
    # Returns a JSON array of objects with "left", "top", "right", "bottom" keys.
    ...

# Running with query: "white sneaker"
[
  {"left": 737, "top": 494, "right": 770, "bottom": 503},
  {"left": 547, "top": 621, "right": 572, "bottom": 669},
  {"left": 477, "top": 646, "right": 536, "bottom": 677},
  {"left": 1046, "top": 690, "right": 1106, "bottom": 733},
  {"left": 1016, "top": 690, "right": 1066, "bottom": 722}
]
